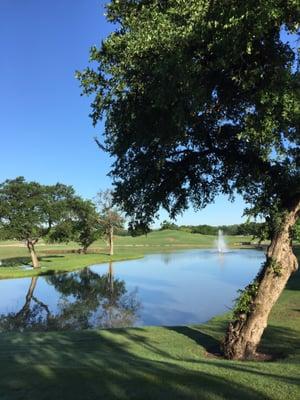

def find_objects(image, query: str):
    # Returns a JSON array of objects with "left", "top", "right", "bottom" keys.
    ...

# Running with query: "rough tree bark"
[
  {"left": 26, "top": 239, "right": 40, "bottom": 269},
  {"left": 109, "top": 226, "right": 114, "bottom": 256},
  {"left": 223, "top": 200, "right": 300, "bottom": 360}
]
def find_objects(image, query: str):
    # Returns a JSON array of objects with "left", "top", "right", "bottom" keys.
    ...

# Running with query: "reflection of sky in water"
[{"left": 0, "top": 249, "right": 264, "bottom": 327}]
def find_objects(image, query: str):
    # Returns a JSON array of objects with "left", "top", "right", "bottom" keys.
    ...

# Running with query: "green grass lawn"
[
  {"left": 0, "top": 233, "right": 298, "bottom": 399},
  {"left": 0, "top": 259, "right": 299, "bottom": 399},
  {"left": 0, "top": 230, "right": 254, "bottom": 279},
  {"left": 0, "top": 249, "right": 144, "bottom": 279}
]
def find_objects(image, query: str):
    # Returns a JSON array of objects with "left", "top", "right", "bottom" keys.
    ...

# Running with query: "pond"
[{"left": 0, "top": 249, "right": 264, "bottom": 332}]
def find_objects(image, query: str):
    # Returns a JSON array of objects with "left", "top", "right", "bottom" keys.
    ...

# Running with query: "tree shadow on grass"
[
  {"left": 0, "top": 328, "right": 293, "bottom": 400},
  {"left": 41, "top": 255, "right": 64, "bottom": 259},
  {"left": 0, "top": 255, "right": 64, "bottom": 268},
  {"left": 167, "top": 326, "right": 221, "bottom": 355},
  {"left": 166, "top": 322, "right": 300, "bottom": 363},
  {"left": 287, "top": 250, "right": 300, "bottom": 290},
  {"left": 285, "top": 271, "right": 300, "bottom": 290},
  {"left": 39, "top": 255, "right": 65, "bottom": 264},
  {"left": 0, "top": 257, "right": 31, "bottom": 268},
  {"left": 259, "top": 324, "right": 300, "bottom": 359}
]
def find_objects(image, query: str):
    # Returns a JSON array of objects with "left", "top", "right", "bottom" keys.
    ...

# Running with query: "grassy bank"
[
  {"left": 0, "top": 230, "right": 254, "bottom": 279},
  {"left": 0, "top": 256, "right": 299, "bottom": 399},
  {"left": 0, "top": 252, "right": 144, "bottom": 280}
]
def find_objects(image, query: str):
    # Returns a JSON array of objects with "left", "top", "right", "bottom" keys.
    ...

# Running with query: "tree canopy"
[
  {"left": 77, "top": 0, "right": 299, "bottom": 230},
  {"left": 0, "top": 177, "right": 88, "bottom": 267},
  {"left": 0, "top": 177, "right": 75, "bottom": 243},
  {"left": 78, "top": 0, "right": 300, "bottom": 360},
  {"left": 49, "top": 197, "right": 101, "bottom": 253}
]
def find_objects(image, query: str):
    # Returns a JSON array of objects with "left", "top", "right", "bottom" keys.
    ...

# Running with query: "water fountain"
[{"left": 217, "top": 229, "right": 227, "bottom": 253}]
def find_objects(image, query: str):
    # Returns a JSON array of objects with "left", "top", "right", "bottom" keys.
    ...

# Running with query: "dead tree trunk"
[
  {"left": 223, "top": 200, "right": 300, "bottom": 360},
  {"left": 26, "top": 240, "right": 40, "bottom": 269}
]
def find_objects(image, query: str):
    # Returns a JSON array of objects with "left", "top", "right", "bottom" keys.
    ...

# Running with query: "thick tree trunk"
[
  {"left": 109, "top": 226, "right": 114, "bottom": 256},
  {"left": 223, "top": 201, "right": 300, "bottom": 360},
  {"left": 26, "top": 240, "right": 40, "bottom": 269}
]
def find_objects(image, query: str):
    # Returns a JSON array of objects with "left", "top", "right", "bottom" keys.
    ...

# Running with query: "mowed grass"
[
  {"left": 0, "top": 253, "right": 299, "bottom": 400},
  {"left": 0, "top": 233, "right": 298, "bottom": 399},
  {"left": 0, "top": 230, "right": 253, "bottom": 279}
]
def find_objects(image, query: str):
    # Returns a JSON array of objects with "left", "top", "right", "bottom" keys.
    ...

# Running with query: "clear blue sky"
[{"left": 0, "top": 0, "right": 268, "bottom": 227}]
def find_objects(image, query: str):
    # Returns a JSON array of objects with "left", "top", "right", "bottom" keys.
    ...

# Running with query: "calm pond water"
[{"left": 0, "top": 249, "right": 264, "bottom": 332}]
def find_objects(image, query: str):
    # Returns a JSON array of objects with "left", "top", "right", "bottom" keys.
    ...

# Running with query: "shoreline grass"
[
  {"left": 0, "top": 251, "right": 145, "bottom": 280},
  {"left": 0, "top": 230, "right": 257, "bottom": 279}
]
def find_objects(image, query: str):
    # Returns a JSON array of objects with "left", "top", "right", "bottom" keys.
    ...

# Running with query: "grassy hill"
[{"left": 114, "top": 229, "right": 250, "bottom": 247}]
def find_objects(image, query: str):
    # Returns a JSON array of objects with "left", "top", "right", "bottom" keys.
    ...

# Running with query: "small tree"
[
  {"left": 48, "top": 198, "right": 101, "bottom": 254},
  {"left": 72, "top": 199, "right": 101, "bottom": 253},
  {"left": 0, "top": 177, "right": 76, "bottom": 268},
  {"left": 96, "top": 190, "right": 124, "bottom": 256}
]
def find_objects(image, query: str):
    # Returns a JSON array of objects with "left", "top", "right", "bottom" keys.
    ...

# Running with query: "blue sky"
[{"left": 0, "top": 0, "right": 276, "bottom": 227}]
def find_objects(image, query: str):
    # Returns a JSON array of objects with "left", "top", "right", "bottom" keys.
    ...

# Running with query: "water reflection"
[
  {"left": 0, "top": 264, "right": 140, "bottom": 332},
  {"left": 0, "top": 276, "right": 51, "bottom": 331},
  {"left": 0, "top": 249, "right": 264, "bottom": 330}
]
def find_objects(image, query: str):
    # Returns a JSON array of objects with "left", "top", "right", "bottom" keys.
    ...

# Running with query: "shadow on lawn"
[
  {"left": 286, "top": 272, "right": 300, "bottom": 291},
  {"left": 260, "top": 325, "right": 300, "bottom": 359},
  {"left": 0, "top": 255, "right": 64, "bottom": 268},
  {"left": 41, "top": 255, "right": 64, "bottom": 259},
  {"left": 0, "top": 326, "right": 299, "bottom": 400},
  {"left": 0, "top": 257, "right": 31, "bottom": 267},
  {"left": 167, "top": 326, "right": 221, "bottom": 354},
  {"left": 0, "top": 332, "right": 272, "bottom": 400}
]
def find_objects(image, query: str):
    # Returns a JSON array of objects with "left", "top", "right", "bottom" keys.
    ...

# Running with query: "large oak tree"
[{"left": 77, "top": 0, "right": 300, "bottom": 359}]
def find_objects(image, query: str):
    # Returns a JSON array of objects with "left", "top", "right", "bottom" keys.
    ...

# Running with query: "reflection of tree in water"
[
  {"left": 162, "top": 252, "right": 172, "bottom": 265},
  {"left": 0, "top": 277, "right": 52, "bottom": 332},
  {"left": 0, "top": 264, "right": 140, "bottom": 332},
  {"left": 49, "top": 263, "right": 140, "bottom": 329}
]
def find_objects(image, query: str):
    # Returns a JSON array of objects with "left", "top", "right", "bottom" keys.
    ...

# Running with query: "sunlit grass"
[{"left": 0, "top": 230, "right": 255, "bottom": 279}]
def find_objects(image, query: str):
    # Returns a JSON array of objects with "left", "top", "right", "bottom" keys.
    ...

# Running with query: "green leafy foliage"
[
  {"left": 266, "top": 257, "right": 283, "bottom": 277},
  {"left": 233, "top": 280, "right": 259, "bottom": 318},
  {"left": 72, "top": 199, "right": 102, "bottom": 252},
  {"left": 291, "top": 219, "right": 300, "bottom": 241},
  {"left": 48, "top": 198, "right": 102, "bottom": 252},
  {"left": 77, "top": 0, "right": 300, "bottom": 232},
  {"left": 0, "top": 177, "right": 76, "bottom": 243}
]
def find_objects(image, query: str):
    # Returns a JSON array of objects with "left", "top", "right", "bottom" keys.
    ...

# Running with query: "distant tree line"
[{"left": 160, "top": 220, "right": 267, "bottom": 238}]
